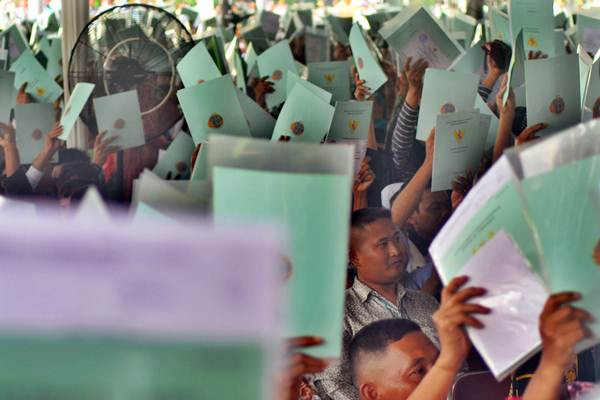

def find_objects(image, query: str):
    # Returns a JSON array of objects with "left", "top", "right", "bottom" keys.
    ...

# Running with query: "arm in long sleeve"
[
  {"left": 391, "top": 103, "right": 419, "bottom": 182},
  {"left": 478, "top": 84, "right": 493, "bottom": 103}
]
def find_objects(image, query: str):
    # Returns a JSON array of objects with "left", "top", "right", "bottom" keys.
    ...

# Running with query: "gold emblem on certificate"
[
  {"left": 440, "top": 103, "right": 456, "bottom": 114},
  {"left": 208, "top": 113, "right": 224, "bottom": 129},
  {"left": 32, "top": 129, "right": 43, "bottom": 141},
  {"left": 271, "top": 69, "right": 283, "bottom": 81},
  {"left": 290, "top": 121, "right": 304, "bottom": 136},
  {"left": 549, "top": 96, "right": 565, "bottom": 115},
  {"left": 113, "top": 118, "right": 126, "bottom": 129}
]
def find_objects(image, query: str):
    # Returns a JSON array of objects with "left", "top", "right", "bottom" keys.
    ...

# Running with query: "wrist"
[
  {"left": 405, "top": 90, "right": 420, "bottom": 109},
  {"left": 435, "top": 352, "right": 464, "bottom": 373},
  {"left": 536, "top": 356, "right": 568, "bottom": 380},
  {"left": 482, "top": 72, "right": 500, "bottom": 89}
]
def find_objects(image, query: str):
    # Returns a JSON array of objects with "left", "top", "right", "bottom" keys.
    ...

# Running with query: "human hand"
[
  {"left": 16, "top": 82, "right": 33, "bottom": 104},
  {"left": 495, "top": 74, "right": 515, "bottom": 115},
  {"left": 354, "top": 77, "right": 372, "bottom": 101},
  {"left": 353, "top": 156, "right": 375, "bottom": 193},
  {"left": 538, "top": 292, "right": 591, "bottom": 374},
  {"left": 423, "top": 128, "right": 435, "bottom": 169},
  {"left": 528, "top": 51, "right": 549, "bottom": 60},
  {"left": 0, "top": 122, "right": 16, "bottom": 148},
  {"left": 249, "top": 76, "right": 274, "bottom": 109},
  {"left": 92, "top": 130, "right": 120, "bottom": 166},
  {"left": 516, "top": 123, "right": 548, "bottom": 145},
  {"left": 404, "top": 57, "right": 428, "bottom": 109},
  {"left": 279, "top": 336, "right": 328, "bottom": 400},
  {"left": 433, "top": 276, "right": 491, "bottom": 371},
  {"left": 42, "top": 122, "right": 64, "bottom": 155}
]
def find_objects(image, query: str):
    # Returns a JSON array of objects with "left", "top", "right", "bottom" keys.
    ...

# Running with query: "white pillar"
[{"left": 61, "top": 0, "right": 89, "bottom": 150}]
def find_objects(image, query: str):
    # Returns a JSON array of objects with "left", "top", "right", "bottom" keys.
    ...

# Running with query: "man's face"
[
  {"left": 411, "top": 190, "right": 451, "bottom": 242},
  {"left": 359, "top": 332, "right": 439, "bottom": 400},
  {"left": 352, "top": 218, "right": 409, "bottom": 286}
]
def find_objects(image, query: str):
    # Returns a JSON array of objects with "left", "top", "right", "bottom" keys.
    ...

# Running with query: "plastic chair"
[{"left": 448, "top": 371, "right": 511, "bottom": 400}]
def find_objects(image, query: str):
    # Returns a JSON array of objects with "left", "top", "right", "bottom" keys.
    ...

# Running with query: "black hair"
[
  {"left": 56, "top": 162, "right": 102, "bottom": 200},
  {"left": 58, "top": 148, "right": 90, "bottom": 165},
  {"left": 351, "top": 207, "right": 392, "bottom": 230},
  {"left": 349, "top": 319, "right": 422, "bottom": 384}
]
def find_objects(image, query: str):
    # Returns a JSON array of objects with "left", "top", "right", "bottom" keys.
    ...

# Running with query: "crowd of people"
[{"left": 0, "top": 0, "right": 599, "bottom": 399}]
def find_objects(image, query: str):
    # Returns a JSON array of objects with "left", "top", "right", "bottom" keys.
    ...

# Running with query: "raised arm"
[
  {"left": 0, "top": 122, "right": 21, "bottom": 177},
  {"left": 522, "top": 292, "right": 591, "bottom": 400},
  {"left": 407, "top": 276, "right": 490, "bottom": 400},
  {"left": 492, "top": 76, "right": 515, "bottom": 162},
  {"left": 391, "top": 129, "right": 434, "bottom": 228},
  {"left": 391, "top": 57, "right": 427, "bottom": 182}
]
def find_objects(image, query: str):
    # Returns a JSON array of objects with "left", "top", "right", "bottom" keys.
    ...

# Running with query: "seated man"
[
  {"left": 349, "top": 276, "right": 591, "bottom": 400},
  {"left": 314, "top": 207, "right": 439, "bottom": 400}
]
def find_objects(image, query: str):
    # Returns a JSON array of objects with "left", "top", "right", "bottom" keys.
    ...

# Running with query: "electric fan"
[{"left": 68, "top": 4, "right": 194, "bottom": 141}]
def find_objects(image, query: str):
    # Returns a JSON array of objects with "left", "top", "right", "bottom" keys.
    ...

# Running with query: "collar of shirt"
[{"left": 352, "top": 278, "right": 407, "bottom": 306}]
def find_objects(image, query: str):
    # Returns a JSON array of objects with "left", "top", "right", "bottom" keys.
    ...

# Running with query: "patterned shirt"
[{"left": 314, "top": 279, "right": 439, "bottom": 400}]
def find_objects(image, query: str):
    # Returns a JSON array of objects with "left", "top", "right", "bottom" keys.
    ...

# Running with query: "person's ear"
[{"left": 360, "top": 382, "right": 378, "bottom": 400}]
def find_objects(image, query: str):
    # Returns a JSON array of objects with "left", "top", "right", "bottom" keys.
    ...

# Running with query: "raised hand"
[
  {"left": 433, "top": 276, "right": 491, "bottom": 372},
  {"left": 528, "top": 51, "right": 549, "bottom": 60},
  {"left": 0, "top": 122, "right": 16, "bottom": 149},
  {"left": 16, "top": 82, "right": 33, "bottom": 104},
  {"left": 92, "top": 130, "right": 121, "bottom": 167},
  {"left": 516, "top": 123, "right": 548, "bottom": 145},
  {"left": 249, "top": 76, "right": 275, "bottom": 110},
  {"left": 496, "top": 75, "right": 516, "bottom": 120},
  {"left": 43, "top": 122, "right": 64, "bottom": 155},
  {"left": 353, "top": 156, "right": 375, "bottom": 193},
  {"left": 404, "top": 57, "right": 428, "bottom": 109},
  {"left": 279, "top": 336, "right": 328, "bottom": 400}
]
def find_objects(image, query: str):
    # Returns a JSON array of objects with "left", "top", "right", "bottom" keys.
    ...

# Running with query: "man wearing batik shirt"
[{"left": 314, "top": 208, "right": 438, "bottom": 400}]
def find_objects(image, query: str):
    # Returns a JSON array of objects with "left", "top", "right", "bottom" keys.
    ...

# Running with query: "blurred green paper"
[
  {"left": 490, "top": 8, "right": 511, "bottom": 45},
  {"left": 59, "top": 82, "right": 95, "bottom": 141},
  {"left": 349, "top": 24, "right": 388, "bottom": 94},
  {"left": 326, "top": 15, "right": 352, "bottom": 45},
  {"left": 431, "top": 110, "right": 486, "bottom": 192},
  {"left": 416, "top": 68, "right": 480, "bottom": 140},
  {"left": 257, "top": 40, "right": 297, "bottom": 110},
  {"left": 93, "top": 90, "right": 145, "bottom": 151},
  {"left": 308, "top": 60, "right": 352, "bottom": 102},
  {"left": 177, "top": 41, "right": 221, "bottom": 88},
  {"left": 177, "top": 75, "right": 250, "bottom": 145},
  {"left": 272, "top": 84, "right": 334, "bottom": 143},
  {"left": 14, "top": 103, "right": 56, "bottom": 164},
  {"left": 213, "top": 167, "right": 352, "bottom": 358}
]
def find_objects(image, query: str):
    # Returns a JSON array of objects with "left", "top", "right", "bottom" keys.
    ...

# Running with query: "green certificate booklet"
[
  {"left": 328, "top": 100, "right": 373, "bottom": 140},
  {"left": 176, "top": 40, "right": 221, "bottom": 88},
  {"left": 0, "top": 71, "right": 15, "bottom": 125},
  {"left": 10, "top": 50, "right": 62, "bottom": 103},
  {"left": 524, "top": 54, "right": 581, "bottom": 135},
  {"left": 430, "top": 155, "right": 543, "bottom": 283},
  {"left": 379, "top": 7, "right": 462, "bottom": 70},
  {"left": 307, "top": 61, "right": 352, "bottom": 102},
  {"left": 59, "top": 82, "right": 95, "bottom": 141},
  {"left": 431, "top": 110, "right": 487, "bottom": 192},
  {"left": 177, "top": 75, "right": 251, "bottom": 145},
  {"left": 214, "top": 167, "right": 352, "bottom": 358},
  {"left": 272, "top": 84, "right": 334, "bottom": 143},
  {"left": 349, "top": 24, "right": 388, "bottom": 94},
  {"left": 14, "top": 103, "right": 56, "bottom": 164},
  {"left": 416, "top": 68, "right": 480, "bottom": 140},
  {"left": 257, "top": 40, "right": 297, "bottom": 110},
  {"left": 509, "top": 0, "right": 555, "bottom": 56},
  {"left": 93, "top": 90, "right": 146, "bottom": 151}
]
